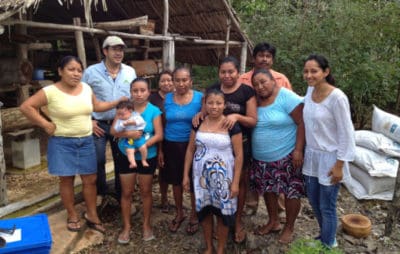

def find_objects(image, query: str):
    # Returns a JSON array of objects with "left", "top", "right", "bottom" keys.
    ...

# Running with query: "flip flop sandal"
[
  {"left": 186, "top": 221, "right": 199, "bottom": 235},
  {"left": 117, "top": 232, "right": 130, "bottom": 245},
  {"left": 143, "top": 230, "right": 155, "bottom": 241},
  {"left": 168, "top": 216, "right": 186, "bottom": 233},
  {"left": 66, "top": 219, "right": 81, "bottom": 232},
  {"left": 254, "top": 225, "right": 281, "bottom": 236},
  {"left": 234, "top": 227, "right": 247, "bottom": 244},
  {"left": 82, "top": 212, "right": 106, "bottom": 234},
  {"left": 161, "top": 203, "right": 170, "bottom": 213}
]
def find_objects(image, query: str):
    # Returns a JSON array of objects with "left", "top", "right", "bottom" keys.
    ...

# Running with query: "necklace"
[{"left": 105, "top": 62, "right": 120, "bottom": 78}]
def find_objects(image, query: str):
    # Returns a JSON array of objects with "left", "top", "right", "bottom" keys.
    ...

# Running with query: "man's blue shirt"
[{"left": 82, "top": 61, "right": 136, "bottom": 120}]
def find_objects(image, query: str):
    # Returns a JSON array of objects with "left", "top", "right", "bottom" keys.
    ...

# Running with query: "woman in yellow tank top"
[{"left": 20, "top": 56, "right": 127, "bottom": 234}]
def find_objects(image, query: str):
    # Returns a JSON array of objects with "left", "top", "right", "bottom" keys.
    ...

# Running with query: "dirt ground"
[{"left": 4, "top": 161, "right": 400, "bottom": 253}]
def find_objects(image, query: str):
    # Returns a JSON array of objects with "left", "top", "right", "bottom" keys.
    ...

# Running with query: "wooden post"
[
  {"left": 162, "top": 0, "right": 175, "bottom": 71},
  {"left": 15, "top": 14, "right": 28, "bottom": 61},
  {"left": 225, "top": 18, "right": 231, "bottom": 56},
  {"left": 0, "top": 104, "right": 7, "bottom": 206},
  {"left": 240, "top": 41, "right": 248, "bottom": 74},
  {"left": 73, "top": 17, "right": 87, "bottom": 68},
  {"left": 163, "top": 0, "right": 169, "bottom": 35},
  {"left": 92, "top": 36, "right": 102, "bottom": 62},
  {"left": 163, "top": 40, "right": 175, "bottom": 71},
  {"left": 395, "top": 81, "right": 400, "bottom": 112},
  {"left": 143, "top": 40, "right": 150, "bottom": 60},
  {"left": 384, "top": 164, "right": 400, "bottom": 236}
]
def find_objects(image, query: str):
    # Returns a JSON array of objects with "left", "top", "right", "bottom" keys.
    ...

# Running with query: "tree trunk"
[
  {"left": 0, "top": 109, "right": 7, "bottom": 206},
  {"left": 384, "top": 164, "right": 400, "bottom": 236}
]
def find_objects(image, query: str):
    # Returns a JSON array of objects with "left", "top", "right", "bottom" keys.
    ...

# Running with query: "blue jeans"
[
  {"left": 93, "top": 121, "right": 122, "bottom": 200},
  {"left": 304, "top": 175, "right": 339, "bottom": 247}
]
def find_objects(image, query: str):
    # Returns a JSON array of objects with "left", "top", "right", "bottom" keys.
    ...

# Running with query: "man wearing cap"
[{"left": 82, "top": 36, "right": 136, "bottom": 205}]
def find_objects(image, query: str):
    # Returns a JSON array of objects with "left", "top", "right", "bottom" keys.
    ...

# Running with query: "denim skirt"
[{"left": 47, "top": 135, "right": 97, "bottom": 176}]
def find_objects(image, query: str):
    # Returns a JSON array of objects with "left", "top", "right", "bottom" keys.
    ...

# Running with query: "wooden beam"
[
  {"left": 177, "top": 44, "right": 241, "bottom": 50},
  {"left": 125, "top": 47, "right": 162, "bottom": 53},
  {"left": 27, "top": 43, "right": 52, "bottom": 50},
  {"left": 1, "top": 19, "right": 243, "bottom": 45},
  {"left": 92, "top": 16, "right": 148, "bottom": 30},
  {"left": 73, "top": 17, "right": 87, "bottom": 68}
]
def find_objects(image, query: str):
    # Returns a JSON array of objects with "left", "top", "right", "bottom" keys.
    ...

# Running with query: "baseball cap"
[{"left": 102, "top": 36, "right": 126, "bottom": 48}]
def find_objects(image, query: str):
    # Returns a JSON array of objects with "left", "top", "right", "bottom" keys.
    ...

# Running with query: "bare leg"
[
  {"left": 138, "top": 145, "right": 149, "bottom": 167},
  {"left": 187, "top": 192, "right": 199, "bottom": 235},
  {"left": 235, "top": 170, "right": 247, "bottom": 243},
  {"left": 169, "top": 184, "right": 186, "bottom": 232},
  {"left": 126, "top": 148, "right": 137, "bottom": 168},
  {"left": 279, "top": 197, "right": 301, "bottom": 244},
  {"left": 201, "top": 214, "right": 214, "bottom": 254},
  {"left": 59, "top": 176, "right": 78, "bottom": 222},
  {"left": 119, "top": 173, "right": 136, "bottom": 241},
  {"left": 216, "top": 216, "right": 229, "bottom": 254},
  {"left": 245, "top": 169, "right": 259, "bottom": 215},
  {"left": 255, "top": 192, "right": 281, "bottom": 235},
  {"left": 159, "top": 175, "right": 169, "bottom": 209},
  {"left": 80, "top": 174, "right": 102, "bottom": 225},
  {"left": 138, "top": 174, "right": 154, "bottom": 235}
]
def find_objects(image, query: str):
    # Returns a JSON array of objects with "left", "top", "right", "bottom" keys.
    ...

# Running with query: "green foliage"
[
  {"left": 232, "top": 0, "right": 400, "bottom": 128},
  {"left": 191, "top": 65, "right": 218, "bottom": 91},
  {"left": 287, "top": 239, "right": 343, "bottom": 254}
]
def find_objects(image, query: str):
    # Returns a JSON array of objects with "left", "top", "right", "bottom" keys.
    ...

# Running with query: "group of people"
[{"left": 19, "top": 35, "right": 356, "bottom": 253}]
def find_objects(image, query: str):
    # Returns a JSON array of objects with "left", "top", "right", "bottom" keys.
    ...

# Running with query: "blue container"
[
  {"left": 33, "top": 69, "right": 45, "bottom": 80},
  {"left": 0, "top": 214, "right": 52, "bottom": 254}
]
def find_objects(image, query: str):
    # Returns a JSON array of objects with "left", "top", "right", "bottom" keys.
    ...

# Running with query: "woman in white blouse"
[{"left": 302, "top": 54, "right": 355, "bottom": 248}]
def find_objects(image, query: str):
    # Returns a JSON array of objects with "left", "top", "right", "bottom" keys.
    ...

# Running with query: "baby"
[{"left": 114, "top": 100, "right": 148, "bottom": 168}]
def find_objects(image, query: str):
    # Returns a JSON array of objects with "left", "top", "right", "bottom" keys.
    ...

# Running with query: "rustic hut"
[{"left": 0, "top": 0, "right": 253, "bottom": 204}]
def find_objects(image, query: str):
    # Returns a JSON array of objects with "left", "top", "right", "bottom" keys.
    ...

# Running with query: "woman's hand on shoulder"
[
  {"left": 222, "top": 114, "right": 238, "bottom": 130},
  {"left": 192, "top": 112, "right": 205, "bottom": 127}
]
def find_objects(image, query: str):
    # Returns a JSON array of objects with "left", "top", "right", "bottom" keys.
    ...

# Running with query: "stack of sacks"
[{"left": 344, "top": 105, "right": 400, "bottom": 200}]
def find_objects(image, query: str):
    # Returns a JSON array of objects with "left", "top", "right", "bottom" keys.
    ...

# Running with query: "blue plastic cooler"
[{"left": 0, "top": 213, "right": 52, "bottom": 254}]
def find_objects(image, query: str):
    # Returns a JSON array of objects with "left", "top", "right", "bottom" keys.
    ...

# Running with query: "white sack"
[
  {"left": 343, "top": 176, "right": 393, "bottom": 201},
  {"left": 349, "top": 163, "right": 395, "bottom": 195},
  {"left": 355, "top": 130, "right": 400, "bottom": 157},
  {"left": 353, "top": 146, "right": 398, "bottom": 178},
  {"left": 372, "top": 105, "right": 400, "bottom": 143}
]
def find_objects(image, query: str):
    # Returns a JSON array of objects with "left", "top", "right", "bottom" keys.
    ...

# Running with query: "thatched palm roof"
[{"left": 0, "top": 0, "right": 253, "bottom": 67}]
